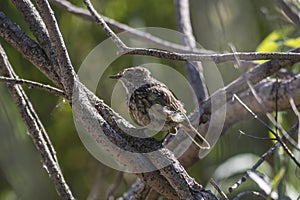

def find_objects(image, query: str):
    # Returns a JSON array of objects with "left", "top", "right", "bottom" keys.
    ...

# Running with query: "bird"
[{"left": 109, "top": 66, "right": 210, "bottom": 149}]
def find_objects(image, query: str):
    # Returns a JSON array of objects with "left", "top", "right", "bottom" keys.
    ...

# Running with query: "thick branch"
[
  {"left": 224, "top": 75, "right": 300, "bottom": 130},
  {"left": 0, "top": 12, "right": 61, "bottom": 87},
  {"left": 200, "top": 48, "right": 300, "bottom": 116},
  {"left": 179, "top": 74, "right": 300, "bottom": 166},
  {"left": 12, "top": 0, "right": 62, "bottom": 86},
  {"left": 74, "top": 82, "right": 206, "bottom": 199},
  {"left": 34, "top": 0, "right": 75, "bottom": 98}
]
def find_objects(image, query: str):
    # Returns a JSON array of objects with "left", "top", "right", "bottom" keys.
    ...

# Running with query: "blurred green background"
[{"left": 0, "top": 0, "right": 299, "bottom": 199}]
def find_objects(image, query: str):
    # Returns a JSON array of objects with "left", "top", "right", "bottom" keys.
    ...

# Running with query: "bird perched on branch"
[{"left": 109, "top": 66, "right": 210, "bottom": 149}]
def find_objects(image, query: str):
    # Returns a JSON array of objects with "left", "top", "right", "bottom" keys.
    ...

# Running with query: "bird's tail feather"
[{"left": 180, "top": 115, "right": 210, "bottom": 149}]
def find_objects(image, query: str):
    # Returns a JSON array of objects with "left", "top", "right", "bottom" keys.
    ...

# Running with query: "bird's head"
[{"left": 109, "top": 66, "right": 152, "bottom": 93}]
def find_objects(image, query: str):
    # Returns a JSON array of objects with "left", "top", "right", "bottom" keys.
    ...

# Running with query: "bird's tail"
[{"left": 180, "top": 114, "right": 210, "bottom": 149}]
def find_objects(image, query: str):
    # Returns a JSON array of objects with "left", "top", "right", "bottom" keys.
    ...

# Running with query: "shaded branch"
[
  {"left": 276, "top": 0, "right": 300, "bottom": 29},
  {"left": 34, "top": 0, "right": 75, "bottom": 98},
  {"left": 175, "top": 0, "right": 208, "bottom": 103},
  {"left": 49, "top": 0, "right": 214, "bottom": 54},
  {"left": 0, "top": 12, "right": 62, "bottom": 87},
  {"left": 0, "top": 44, "right": 75, "bottom": 200},
  {"left": 229, "top": 122, "right": 299, "bottom": 192},
  {"left": 199, "top": 48, "right": 300, "bottom": 116},
  {"left": 179, "top": 74, "right": 300, "bottom": 167},
  {"left": 12, "top": 0, "right": 63, "bottom": 89},
  {"left": 0, "top": 76, "right": 65, "bottom": 97},
  {"left": 224, "top": 75, "right": 300, "bottom": 130},
  {"left": 80, "top": 1, "right": 300, "bottom": 64}
]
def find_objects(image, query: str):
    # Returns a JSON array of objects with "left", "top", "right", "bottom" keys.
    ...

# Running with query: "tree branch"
[
  {"left": 175, "top": 0, "right": 209, "bottom": 103},
  {"left": 34, "top": 0, "right": 76, "bottom": 98},
  {"left": 0, "top": 76, "right": 65, "bottom": 97},
  {"left": 12, "top": 0, "right": 62, "bottom": 86},
  {"left": 49, "top": 0, "right": 214, "bottom": 54},
  {"left": 179, "top": 73, "right": 300, "bottom": 167},
  {"left": 81, "top": 0, "right": 300, "bottom": 64},
  {"left": 200, "top": 48, "right": 300, "bottom": 116},
  {"left": 0, "top": 12, "right": 62, "bottom": 87},
  {"left": 0, "top": 44, "right": 75, "bottom": 200},
  {"left": 229, "top": 122, "right": 299, "bottom": 192},
  {"left": 276, "top": 0, "right": 300, "bottom": 29}
]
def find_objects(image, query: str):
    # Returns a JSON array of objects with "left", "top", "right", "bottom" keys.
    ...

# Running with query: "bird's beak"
[{"left": 109, "top": 73, "right": 123, "bottom": 79}]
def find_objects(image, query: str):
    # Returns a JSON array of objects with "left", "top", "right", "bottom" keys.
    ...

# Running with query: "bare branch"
[
  {"left": 12, "top": 0, "right": 62, "bottom": 86},
  {"left": 276, "top": 0, "right": 300, "bottom": 29},
  {"left": 34, "top": 0, "right": 76, "bottom": 98},
  {"left": 81, "top": 0, "right": 300, "bottom": 64},
  {"left": 233, "top": 94, "right": 300, "bottom": 167},
  {"left": 179, "top": 75, "right": 300, "bottom": 167},
  {"left": 0, "top": 12, "right": 61, "bottom": 87},
  {"left": 49, "top": 0, "right": 214, "bottom": 54},
  {"left": 105, "top": 172, "right": 123, "bottom": 200},
  {"left": 12, "top": 0, "right": 54, "bottom": 59},
  {"left": 175, "top": 0, "right": 208, "bottom": 103},
  {"left": 229, "top": 122, "right": 299, "bottom": 192},
  {"left": 83, "top": 0, "right": 128, "bottom": 51},
  {"left": 0, "top": 44, "right": 75, "bottom": 200},
  {"left": 224, "top": 75, "right": 300, "bottom": 130},
  {"left": 200, "top": 48, "right": 300, "bottom": 116},
  {"left": 210, "top": 178, "right": 228, "bottom": 200},
  {"left": 127, "top": 49, "right": 300, "bottom": 63},
  {"left": 0, "top": 76, "right": 65, "bottom": 97}
]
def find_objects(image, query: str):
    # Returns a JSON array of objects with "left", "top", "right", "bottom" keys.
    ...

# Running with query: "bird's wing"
[{"left": 146, "top": 84, "right": 181, "bottom": 109}]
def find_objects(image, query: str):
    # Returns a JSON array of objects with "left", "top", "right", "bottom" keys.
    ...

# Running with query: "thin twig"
[
  {"left": 238, "top": 130, "right": 277, "bottom": 141},
  {"left": 246, "top": 78, "right": 300, "bottom": 151},
  {"left": 83, "top": 0, "right": 127, "bottom": 52},
  {"left": 276, "top": 0, "right": 300, "bottom": 29},
  {"left": 105, "top": 172, "right": 123, "bottom": 199},
  {"left": 82, "top": 0, "right": 300, "bottom": 63},
  {"left": 49, "top": 0, "right": 214, "bottom": 54},
  {"left": 209, "top": 178, "right": 228, "bottom": 200},
  {"left": 229, "top": 122, "right": 299, "bottom": 192},
  {"left": 0, "top": 76, "right": 65, "bottom": 97},
  {"left": 288, "top": 95, "right": 300, "bottom": 148},
  {"left": 233, "top": 94, "right": 300, "bottom": 168}
]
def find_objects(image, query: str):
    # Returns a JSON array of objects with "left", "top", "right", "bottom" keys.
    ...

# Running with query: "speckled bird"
[{"left": 110, "top": 66, "right": 210, "bottom": 149}]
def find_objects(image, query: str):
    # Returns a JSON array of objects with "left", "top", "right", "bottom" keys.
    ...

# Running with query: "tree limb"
[
  {"left": 175, "top": 0, "right": 208, "bottom": 103},
  {"left": 0, "top": 44, "right": 75, "bottom": 200},
  {"left": 0, "top": 12, "right": 62, "bottom": 87},
  {"left": 0, "top": 76, "right": 65, "bottom": 97},
  {"left": 34, "top": 0, "right": 75, "bottom": 98}
]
